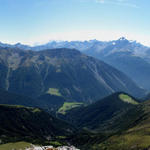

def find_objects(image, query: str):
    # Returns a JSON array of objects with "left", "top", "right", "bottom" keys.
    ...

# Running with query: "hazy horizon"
[
  {"left": 0, "top": 0, "right": 150, "bottom": 46},
  {"left": 0, "top": 37, "right": 148, "bottom": 48}
]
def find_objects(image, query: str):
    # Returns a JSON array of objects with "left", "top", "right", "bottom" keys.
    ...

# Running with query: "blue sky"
[{"left": 0, "top": 0, "right": 150, "bottom": 46}]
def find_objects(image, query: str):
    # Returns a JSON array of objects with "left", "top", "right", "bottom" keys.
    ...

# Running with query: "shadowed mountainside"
[
  {"left": 0, "top": 47, "right": 145, "bottom": 102},
  {"left": 0, "top": 104, "right": 75, "bottom": 144}
]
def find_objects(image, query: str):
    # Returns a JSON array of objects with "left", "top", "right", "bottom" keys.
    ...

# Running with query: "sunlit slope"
[{"left": 59, "top": 92, "right": 140, "bottom": 132}]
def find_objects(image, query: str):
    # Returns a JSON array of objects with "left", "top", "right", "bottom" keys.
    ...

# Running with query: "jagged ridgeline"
[
  {"left": 11, "top": 38, "right": 150, "bottom": 91},
  {"left": 0, "top": 47, "right": 145, "bottom": 102},
  {"left": 2, "top": 38, "right": 150, "bottom": 90}
]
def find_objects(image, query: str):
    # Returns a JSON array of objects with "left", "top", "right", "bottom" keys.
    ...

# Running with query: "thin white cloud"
[{"left": 96, "top": 0, "right": 139, "bottom": 8}]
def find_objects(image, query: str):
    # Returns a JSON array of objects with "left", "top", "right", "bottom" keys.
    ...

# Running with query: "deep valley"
[{"left": 0, "top": 44, "right": 150, "bottom": 150}]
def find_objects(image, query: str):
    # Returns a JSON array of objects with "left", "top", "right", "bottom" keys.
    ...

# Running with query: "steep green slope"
[
  {"left": 59, "top": 92, "right": 139, "bottom": 132},
  {"left": 0, "top": 104, "right": 75, "bottom": 144},
  {"left": 69, "top": 95, "right": 150, "bottom": 150},
  {"left": 90, "top": 100, "right": 150, "bottom": 150},
  {"left": 0, "top": 47, "right": 145, "bottom": 102}
]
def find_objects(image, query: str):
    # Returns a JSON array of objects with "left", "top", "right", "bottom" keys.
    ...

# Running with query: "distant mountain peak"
[
  {"left": 118, "top": 37, "right": 128, "bottom": 41},
  {"left": 14, "top": 42, "right": 22, "bottom": 46}
]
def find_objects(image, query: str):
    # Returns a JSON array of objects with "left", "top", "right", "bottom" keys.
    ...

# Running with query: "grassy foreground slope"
[
  {"left": 97, "top": 100, "right": 150, "bottom": 150},
  {"left": 0, "top": 142, "right": 31, "bottom": 150},
  {"left": 68, "top": 94, "right": 150, "bottom": 150},
  {"left": 0, "top": 104, "right": 75, "bottom": 145},
  {"left": 73, "top": 99, "right": 150, "bottom": 150}
]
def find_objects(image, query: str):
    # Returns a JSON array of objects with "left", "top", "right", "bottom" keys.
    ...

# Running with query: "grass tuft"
[
  {"left": 47, "top": 88, "right": 62, "bottom": 97},
  {"left": 58, "top": 102, "right": 83, "bottom": 114},
  {"left": 119, "top": 94, "right": 138, "bottom": 105}
]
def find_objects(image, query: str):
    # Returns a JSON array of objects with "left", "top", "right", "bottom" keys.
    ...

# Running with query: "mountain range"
[
  {"left": 0, "top": 40, "right": 150, "bottom": 150},
  {"left": 2, "top": 38, "right": 149, "bottom": 90},
  {"left": 0, "top": 47, "right": 144, "bottom": 103},
  {"left": 36, "top": 38, "right": 150, "bottom": 90}
]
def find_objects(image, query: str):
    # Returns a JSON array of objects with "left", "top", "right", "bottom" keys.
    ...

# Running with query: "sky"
[{"left": 0, "top": 0, "right": 150, "bottom": 46}]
